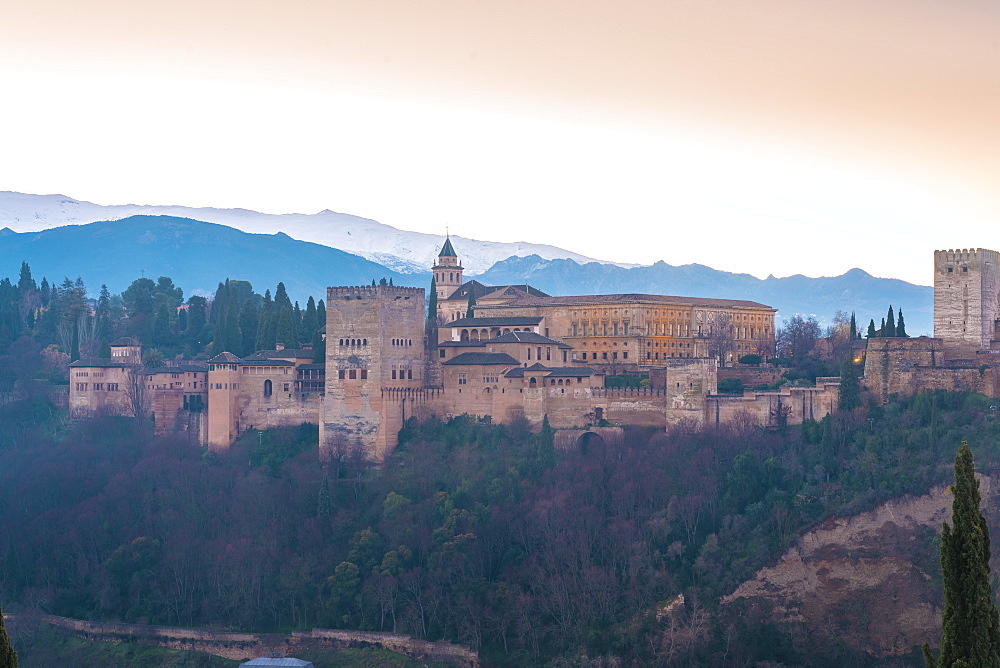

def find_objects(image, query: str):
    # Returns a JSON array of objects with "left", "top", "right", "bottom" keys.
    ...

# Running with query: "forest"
[{"left": 1, "top": 385, "right": 998, "bottom": 665}]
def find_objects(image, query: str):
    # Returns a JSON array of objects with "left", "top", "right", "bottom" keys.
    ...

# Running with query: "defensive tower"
[
  {"left": 320, "top": 285, "right": 426, "bottom": 461},
  {"left": 934, "top": 248, "right": 1000, "bottom": 361}
]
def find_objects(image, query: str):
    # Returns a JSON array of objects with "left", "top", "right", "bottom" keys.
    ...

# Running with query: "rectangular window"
[
  {"left": 93, "top": 383, "right": 103, "bottom": 391},
  {"left": 360, "top": 369, "right": 368, "bottom": 380},
  {"left": 283, "top": 383, "right": 290, "bottom": 392},
  {"left": 458, "top": 374, "right": 467, "bottom": 385},
  {"left": 349, "top": 369, "right": 357, "bottom": 379},
  {"left": 338, "top": 370, "right": 346, "bottom": 380},
  {"left": 439, "top": 349, "right": 446, "bottom": 358},
  {"left": 623, "top": 352, "right": 628, "bottom": 359}
]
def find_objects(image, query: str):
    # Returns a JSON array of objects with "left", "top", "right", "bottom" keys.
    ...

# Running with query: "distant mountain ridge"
[
  {"left": 0, "top": 191, "right": 607, "bottom": 275},
  {"left": 0, "top": 216, "right": 424, "bottom": 302},
  {"left": 0, "top": 193, "right": 935, "bottom": 335},
  {"left": 478, "top": 255, "right": 933, "bottom": 335}
]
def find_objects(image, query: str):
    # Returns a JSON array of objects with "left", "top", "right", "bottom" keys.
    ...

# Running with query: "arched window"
[
  {"left": 529, "top": 377, "right": 537, "bottom": 387},
  {"left": 263, "top": 379, "right": 272, "bottom": 397}
]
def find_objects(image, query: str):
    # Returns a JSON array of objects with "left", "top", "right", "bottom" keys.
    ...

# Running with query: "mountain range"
[
  {"left": 0, "top": 191, "right": 606, "bottom": 275},
  {"left": 0, "top": 191, "right": 934, "bottom": 335}
]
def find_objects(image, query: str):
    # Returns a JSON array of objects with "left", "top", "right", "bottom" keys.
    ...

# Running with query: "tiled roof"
[
  {"left": 208, "top": 352, "right": 242, "bottom": 363},
  {"left": 447, "top": 280, "right": 549, "bottom": 301},
  {"left": 69, "top": 358, "right": 132, "bottom": 368},
  {"left": 488, "top": 331, "right": 572, "bottom": 347},
  {"left": 296, "top": 363, "right": 325, "bottom": 371},
  {"left": 438, "top": 341, "right": 486, "bottom": 348},
  {"left": 480, "top": 293, "right": 775, "bottom": 309},
  {"left": 444, "top": 316, "right": 542, "bottom": 328},
  {"left": 109, "top": 336, "right": 140, "bottom": 346},
  {"left": 252, "top": 349, "right": 313, "bottom": 358},
  {"left": 442, "top": 352, "right": 520, "bottom": 366},
  {"left": 439, "top": 236, "right": 457, "bottom": 257},
  {"left": 546, "top": 367, "right": 597, "bottom": 377},
  {"left": 141, "top": 363, "right": 208, "bottom": 375},
  {"left": 240, "top": 356, "right": 295, "bottom": 366}
]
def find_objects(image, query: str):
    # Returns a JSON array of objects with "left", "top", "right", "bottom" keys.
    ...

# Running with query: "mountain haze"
[
  {"left": 0, "top": 191, "right": 606, "bottom": 275},
  {"left": 0, "top": 216, "right": 422, "bottom": 302},
  {"left": 479, "top": 255, "right": 933, "bottom": 335}
]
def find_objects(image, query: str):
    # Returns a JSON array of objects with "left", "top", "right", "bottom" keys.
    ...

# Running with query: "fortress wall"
[
  {"left": 716, "top": 366, "right": 784, "bottom": 387},
  {"left": 864, "top": 337, "right": 944, "bottom": 403},
  {"left": 706, "top": 379, "right": 840, "bottom": 428}
]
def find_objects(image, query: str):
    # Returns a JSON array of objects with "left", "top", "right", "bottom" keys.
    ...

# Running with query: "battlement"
[
  {"left": 934, "top": 248, "right": 1000, "bottom": 264},
  {"left": 327, "top": 285, "right": 424, "bottom": 301}
]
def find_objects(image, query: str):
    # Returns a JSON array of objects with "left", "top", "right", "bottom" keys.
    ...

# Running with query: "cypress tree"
[
  {"left": 923, "top": 442, "right": 1000, "bottom": 667},
  {"left": 466, "top": 289, "right": 476, "bottom": 318},
  {"left": 849, "top": 311, "right": 858, "bottom": 340},
  {"left": 303, "top": 296, "right": 318, "bottom": 339},
  {"left": 880, "top": 317, "right": 886, "bottom": 337},
  {"left": 275, "top": 305, "right": 297, "bottom": 349},
  {"left": 885, "top": 305, "right": 896, "bottom": 337},
  {"left": 0, "top": 600, "right": 17, "bottom": 667},
  {"left": 317, "top": 474, "right": 333, "bottom": 524},
  {"left": 39, "top": 277, "right": 50, "bottom": 307},
  {"left": 17, "top": 261, "right": 35, "bottom": 293},
  {"left": 867, "top": 319, "right": 877, "bottom": 339},
  {"left": 838, "top": 359, "right": 861, "bottom": 412},
  {"left": 897, "top": 309, "right": 908, "bottom": 338},
  {"left": 427, "top": 276, "right": 437, "bottom": 322}
]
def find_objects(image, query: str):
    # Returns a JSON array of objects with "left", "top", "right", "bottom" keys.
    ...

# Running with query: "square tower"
[
  {"left": 934, "top": 248, "right": 1000, "bottom": 360},
  {"left": 320, "top": 285, "right": 426, "bottom": 461}
]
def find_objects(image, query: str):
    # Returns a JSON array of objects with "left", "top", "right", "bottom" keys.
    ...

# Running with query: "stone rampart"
[{"left": 22, "top": 613, "right": 478, "bottom": 667}]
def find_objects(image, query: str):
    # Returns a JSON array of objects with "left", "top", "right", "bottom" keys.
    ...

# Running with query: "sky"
[{"left": 1, "top": 0, "right": 999, "bottom": 285}]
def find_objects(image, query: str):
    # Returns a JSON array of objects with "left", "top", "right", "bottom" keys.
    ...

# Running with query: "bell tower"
[{"left": 432, "top": 236, "right": 463, "bottom": 305}]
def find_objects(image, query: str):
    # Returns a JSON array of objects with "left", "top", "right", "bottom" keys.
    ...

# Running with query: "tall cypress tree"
[
  {"left": 897, "top": 309, "right": 908, "bottom": 338},
  {"left": 867, "top": 319, "right": 877, "bottom": 339},
  {"left": 885, "top": 305, "right": 896, "bottom": 337},
  {"left": 924, "top": 442, "right": 1000, "bottom": 667},
  {"left": 428, "top": 277, "right": 438, "bottom": 323},
  {"left": 849, "top": 311, "right": 858, "bottom": 340},
  {"left": 466, "top": 289, "right": 476, "bottom": 318},
  {"left": 0, "top": 600, "right": 17, "bottom": 667}
]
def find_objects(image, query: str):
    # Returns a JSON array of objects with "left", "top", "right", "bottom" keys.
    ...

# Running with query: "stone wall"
[
  {"left": 863, "top": 337, "right": 945, "bottom": 404},
  {"left": 20, "top": 613, "right": 478, "bottom": 667},
  {"left": 716, "top": 366, "right": 784, "bottom": 387},
  {"left": 705, "top": 378, "right": 841, "bottom": 429}
]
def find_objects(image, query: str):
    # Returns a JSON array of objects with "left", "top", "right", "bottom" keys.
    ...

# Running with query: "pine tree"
[
  {"left": 923, "top": 442, "right": 1000, "bottom": 667},
  {"left": 39, "top": 277, "right": 50, "bottom": 307},
  {"left": 885, "top": 305, "right": 896, "bottom": 337},
  {"left": 17, "top": 261, "right": 35, "bottom": 293},
  {"left": 0, "top": 600, "right": 17, "bottom": 668},
  {"left": 867, "top": 319, "right": 877, "bottom": 339},
  {"left": 95, "top": 284, "right": 113, "bottom": 347},
  {"left": 897, "top": 309, "right": 908, "bottom": 338}
]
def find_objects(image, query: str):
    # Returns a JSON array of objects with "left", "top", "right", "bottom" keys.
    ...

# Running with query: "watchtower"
[
  {"left": 934, "top": 248, "right": 1000, "bottom": 361},
  {"left": 320, "top": 285, "right": 426, "bottom": 462}
]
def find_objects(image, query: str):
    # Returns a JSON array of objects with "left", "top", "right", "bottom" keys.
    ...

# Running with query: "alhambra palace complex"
[{"left": 83, "top": 240, "right": 1000, "bottom": 460}]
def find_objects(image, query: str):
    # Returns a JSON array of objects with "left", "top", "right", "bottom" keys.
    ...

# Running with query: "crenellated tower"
[
  {"left": 320, "top": 285, "right": 427, "bottom": 462},
  {"left": 934, "top": 248, "right": 1000, "bottom": 361}
]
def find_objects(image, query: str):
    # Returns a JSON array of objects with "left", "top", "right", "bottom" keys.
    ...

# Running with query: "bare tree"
[
  {"left": 707, "top": 313, "right": 735, "bottom": 366},
  {"left": 124, "top": 364, "right": 152, "bottom": 435}
]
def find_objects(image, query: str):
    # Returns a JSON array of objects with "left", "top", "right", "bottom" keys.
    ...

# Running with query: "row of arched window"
[
  {"left": 391, "top": 338, "right": 413, "bottom": 346},
  {"left": 339, "top": 338, "right": 368, "bottom": 347}
]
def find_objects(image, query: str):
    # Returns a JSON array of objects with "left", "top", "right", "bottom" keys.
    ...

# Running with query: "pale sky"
[{"left": 1, "top": 0, "right": 999, "bottom": 285}]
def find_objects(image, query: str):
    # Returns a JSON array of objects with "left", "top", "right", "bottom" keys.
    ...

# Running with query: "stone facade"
[{"left": 864, "top": 247, "right": 1000, "bottom": 402}]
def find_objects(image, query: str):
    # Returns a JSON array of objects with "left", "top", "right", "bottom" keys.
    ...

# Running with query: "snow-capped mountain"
[{"left": 0, "top": 191, "right": 607, "bottom": 275}]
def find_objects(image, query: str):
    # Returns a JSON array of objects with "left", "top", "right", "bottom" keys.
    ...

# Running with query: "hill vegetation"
[{"left": 3, "top": 386, "right": 1000, "bottom": 665}]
